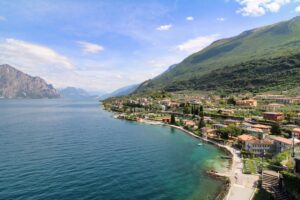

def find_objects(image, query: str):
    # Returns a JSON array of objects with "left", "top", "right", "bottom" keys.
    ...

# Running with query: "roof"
[
  {"left": 201, "top": 127, "right": 215, "bottom": 132},
  {"left": 224, "top": 119, "right": 240, "bottom": 122},
  {"left": 252, "top": 124, "right": 271, "bottom": 129},
  {"left": 246, "top": 139, "right": 273, "bottom": 145},
  {"left": 263, "top": 112, "right": 283, "bottom": 115},
  {"left": 269, "top": 136, "right": 300, "bottom": 145},
  {"left": 238, "top": 134, "right": 257, "bottom": 141},
  {"left": 293, "top": 128, "right": 300, "bottom": 133},
  {"left": 245, "top": 127, "right": 264, "bottom": 133},
  {"left": 184, "top": 120, "right": 195, "bottom": 126}
]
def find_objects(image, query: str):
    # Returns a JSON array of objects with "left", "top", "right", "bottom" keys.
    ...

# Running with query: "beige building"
[
  {"left": 237, "top": 99, "right": 257, "bottom": 107},
  {"left": 268, "top": 135, "right": 300, "bottom": 154},
  {"left": 245, "top": 139, "right": 273, "bottom": 155}
]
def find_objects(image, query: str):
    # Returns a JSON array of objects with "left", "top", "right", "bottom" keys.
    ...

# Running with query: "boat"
[{"left": 197, "top": 143, "right": 203, "bottom": 146}]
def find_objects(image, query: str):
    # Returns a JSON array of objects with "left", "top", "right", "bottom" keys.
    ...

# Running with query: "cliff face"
[{"left": 0, "top": 64, "right": 60, "bottom": 99}]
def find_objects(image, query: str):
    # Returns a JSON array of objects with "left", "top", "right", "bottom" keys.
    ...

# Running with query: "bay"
[{"left": 0, "top": 100, "right": 228, "bottom": 200}]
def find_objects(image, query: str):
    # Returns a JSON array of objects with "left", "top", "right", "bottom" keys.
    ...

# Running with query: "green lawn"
[{"left": 243, "top": 159, "right": 257, "bottom": 174}]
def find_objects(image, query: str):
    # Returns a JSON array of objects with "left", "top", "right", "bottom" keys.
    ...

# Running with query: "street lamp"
[
  {"left": 261, "top": 150, "right": 265, "bottom": 177},
  {"left": 292, "top": 131, "right": 295, "bottom": 158}
]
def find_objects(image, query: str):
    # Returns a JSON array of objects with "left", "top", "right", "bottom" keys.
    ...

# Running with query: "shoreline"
[{"left": 123, "top": 117, "right": 236, "bottom": 200}]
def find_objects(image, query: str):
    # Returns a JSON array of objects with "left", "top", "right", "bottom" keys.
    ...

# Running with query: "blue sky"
[{"left": 0, "top": 0, "right": 300, "bottom": 92}]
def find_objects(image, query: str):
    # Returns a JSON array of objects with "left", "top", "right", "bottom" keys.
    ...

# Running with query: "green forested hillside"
[
  {"left": 136, "top": 17, "right": 300, "bottom": 93},
  {"left": 164, "top": 54, "right": 300, "bottom": 93}
]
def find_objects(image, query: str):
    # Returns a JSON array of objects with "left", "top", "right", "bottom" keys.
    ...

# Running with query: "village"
[{"left": 103, "top": 92, "right": 300, "bottom": 200}]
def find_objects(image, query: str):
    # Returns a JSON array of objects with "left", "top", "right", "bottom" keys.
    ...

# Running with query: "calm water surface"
[{"left": 0, "top": 100, "right": 228, "bottom": 200}]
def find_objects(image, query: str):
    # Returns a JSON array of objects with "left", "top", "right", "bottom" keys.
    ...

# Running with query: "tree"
[
  {"left": 271, "top": 123, "right": 281, "bottom": 135},
  {"left": 227, "top": 97, "right": 236, "bottom": 105},
  {"left": 198, "top": 117, "right": 206, "bottom": 129},
  {"left": 227, "top": 124, "right": 242, "bottom": 137},
  {"left": 183, "top": 106, "right": 190, "bottom": 114},
  {"left": 218, "top": 128, "right": 229, "bottom": 140},
  {"left": 170, "top": 114, "right": 176, "bottom": 125},
  {"left": 191, "top": 105, "right": 195, "bottom": 115},
  {"left": 284, "top": 111, "right": 296, "bottom": 123},
  {"left": 194, "top": 106, "right": 199, "bottom": 115},
  {"left": 199, "top": 105, "right": 204, "bottom": 118}
]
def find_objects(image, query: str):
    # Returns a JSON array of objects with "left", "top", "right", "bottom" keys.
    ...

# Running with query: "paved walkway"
[{"left": 218, "top": 148, "right": 259, "bottom": 200}]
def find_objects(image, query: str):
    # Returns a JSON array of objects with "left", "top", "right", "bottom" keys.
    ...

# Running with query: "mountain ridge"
[
  {"left": 135, "top": 16, "right": 300, "bottom": 94},
  {"left": 0, "top": 64, "right": 60, "bottom": 99}
]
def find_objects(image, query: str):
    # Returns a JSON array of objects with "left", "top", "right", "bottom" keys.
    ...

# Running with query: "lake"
[{"left": 0, "top": 99, "right": 228, "bottom": 200}]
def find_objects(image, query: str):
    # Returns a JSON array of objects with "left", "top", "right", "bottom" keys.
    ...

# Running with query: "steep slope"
[
  {"left": 0, "top": 64, "right": 60, "bottom": 99},
  {"left": 136, "top": 16, "right": 300, "bottom": 93}
]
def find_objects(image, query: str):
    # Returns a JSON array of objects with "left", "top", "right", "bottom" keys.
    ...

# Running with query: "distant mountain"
[
  {"left": 0, "top": 64, "right": 60, "bottom": 99},
  {"left": 101, "top": 84, "right": 139, "bottom": 99},
  {"left": 60, "top": 87, "right": 97, "bottom": 99},
  {"left": 135, "top": 16, "right": 300, "bottom": 94}
]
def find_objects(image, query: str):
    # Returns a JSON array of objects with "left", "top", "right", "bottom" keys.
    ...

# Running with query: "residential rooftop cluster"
[{"left": 103, "top": 92, "right": 300, "bottom": 169}]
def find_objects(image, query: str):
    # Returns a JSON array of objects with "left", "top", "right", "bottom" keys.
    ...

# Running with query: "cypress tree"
[{"left": 170, "top": 114, "right": 176, "bottom": 125}]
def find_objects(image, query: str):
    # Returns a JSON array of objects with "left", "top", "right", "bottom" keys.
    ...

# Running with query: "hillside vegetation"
[{"left": 136, "top": 17, "right": 300, "bottom": 94}]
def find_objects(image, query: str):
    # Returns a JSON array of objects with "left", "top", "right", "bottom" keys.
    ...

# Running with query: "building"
[
  {"left": 238, "top": 134, "right": 257, "bottom": 143},
  {"left": 245, "top": 139, "right": 273, "bottom": 155},
  {"left": 263, "top": 112, "right": 284, "bottom": 122},
  {"left": 243, "top": 127, "right": 265, "bottom": 139},
  {"left": 183, "top": 120, "right": 196, "bottom": 128},
  {"left": 274, "top": 98, "right": 294, "bottom": 104},
  {"left": 170, "top": 102, "right": 179, "bottom": 108},
  {"left": 236, "top": 99, "right": 257, "bottom": 107},
  {"left": 251, "top": 124, "right": 271, "bottom": 133},
  {"left": 292, "top": 97, "right": 300, "bottom": 104},
  {"left": 160, "top": 99, "right": 171, "bottom": 107},
  {"left": 268, "top": 136, "right": 300, "bottom": 154},
  {"left": 293, "top": 128, "right": 300, "bottom": 140},
  {"left": 201, "top": 127, "right": 216, "bottom": 138},
  {"left": 162, "top": 118, "right": 170, "bottom": 123}
]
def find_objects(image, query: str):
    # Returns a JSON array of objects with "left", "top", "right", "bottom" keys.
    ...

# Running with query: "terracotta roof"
[
  {"left": 293, "top": 128, "right": 300, "bottom": 133},
  {"left": 246, "top": 139, "right": 273, "bottom": 145},
  {"left": 252, "top": 124, "right": 271, "bottom": 129},
  {"left": 201, "top": 127, "right": 215, "bottom": 133},
  {"left": 184, "top": 120, "right": 195, "bottom": 126},
  {"left": 238, "top": 134, "right": 257, "bottom": 141},
  {"left": 269, "top": 136, "right": 299, "bottom": 145}
]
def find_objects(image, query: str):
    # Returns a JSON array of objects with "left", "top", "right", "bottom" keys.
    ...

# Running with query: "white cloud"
[
  {"left": 235, "top": 0, "right": 291, "bottom": 17},
  {"left": 156, "top": 24, "right": 173, "bottom": 31},
  {"left": 0, "top": 38, "right": 74, "bottom": 70},
  {"left": 177, "top": 34, "right": 220, "bottom": 53},
  {"left": 0, "top": 16, "right": 6, "bottom": 21},
  {"left": 296, "top": 5, "right": 300, "bottom": 12},
  {"left": 186, "top": 16, "right": 194, "bottom": 21},
  {"left": 217, "top": 17, "right": 225, "bottom": 21},
  {"left": 77, "top": 41, "right": 104, "bottom": 54},
  {"left": 0, "top": 38, "right": 147, "bottom": 92}
]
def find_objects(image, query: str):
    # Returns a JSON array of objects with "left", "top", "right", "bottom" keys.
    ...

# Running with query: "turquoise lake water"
[{"left": 0, "top": 100, "right": 228, "bottom": 200}]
